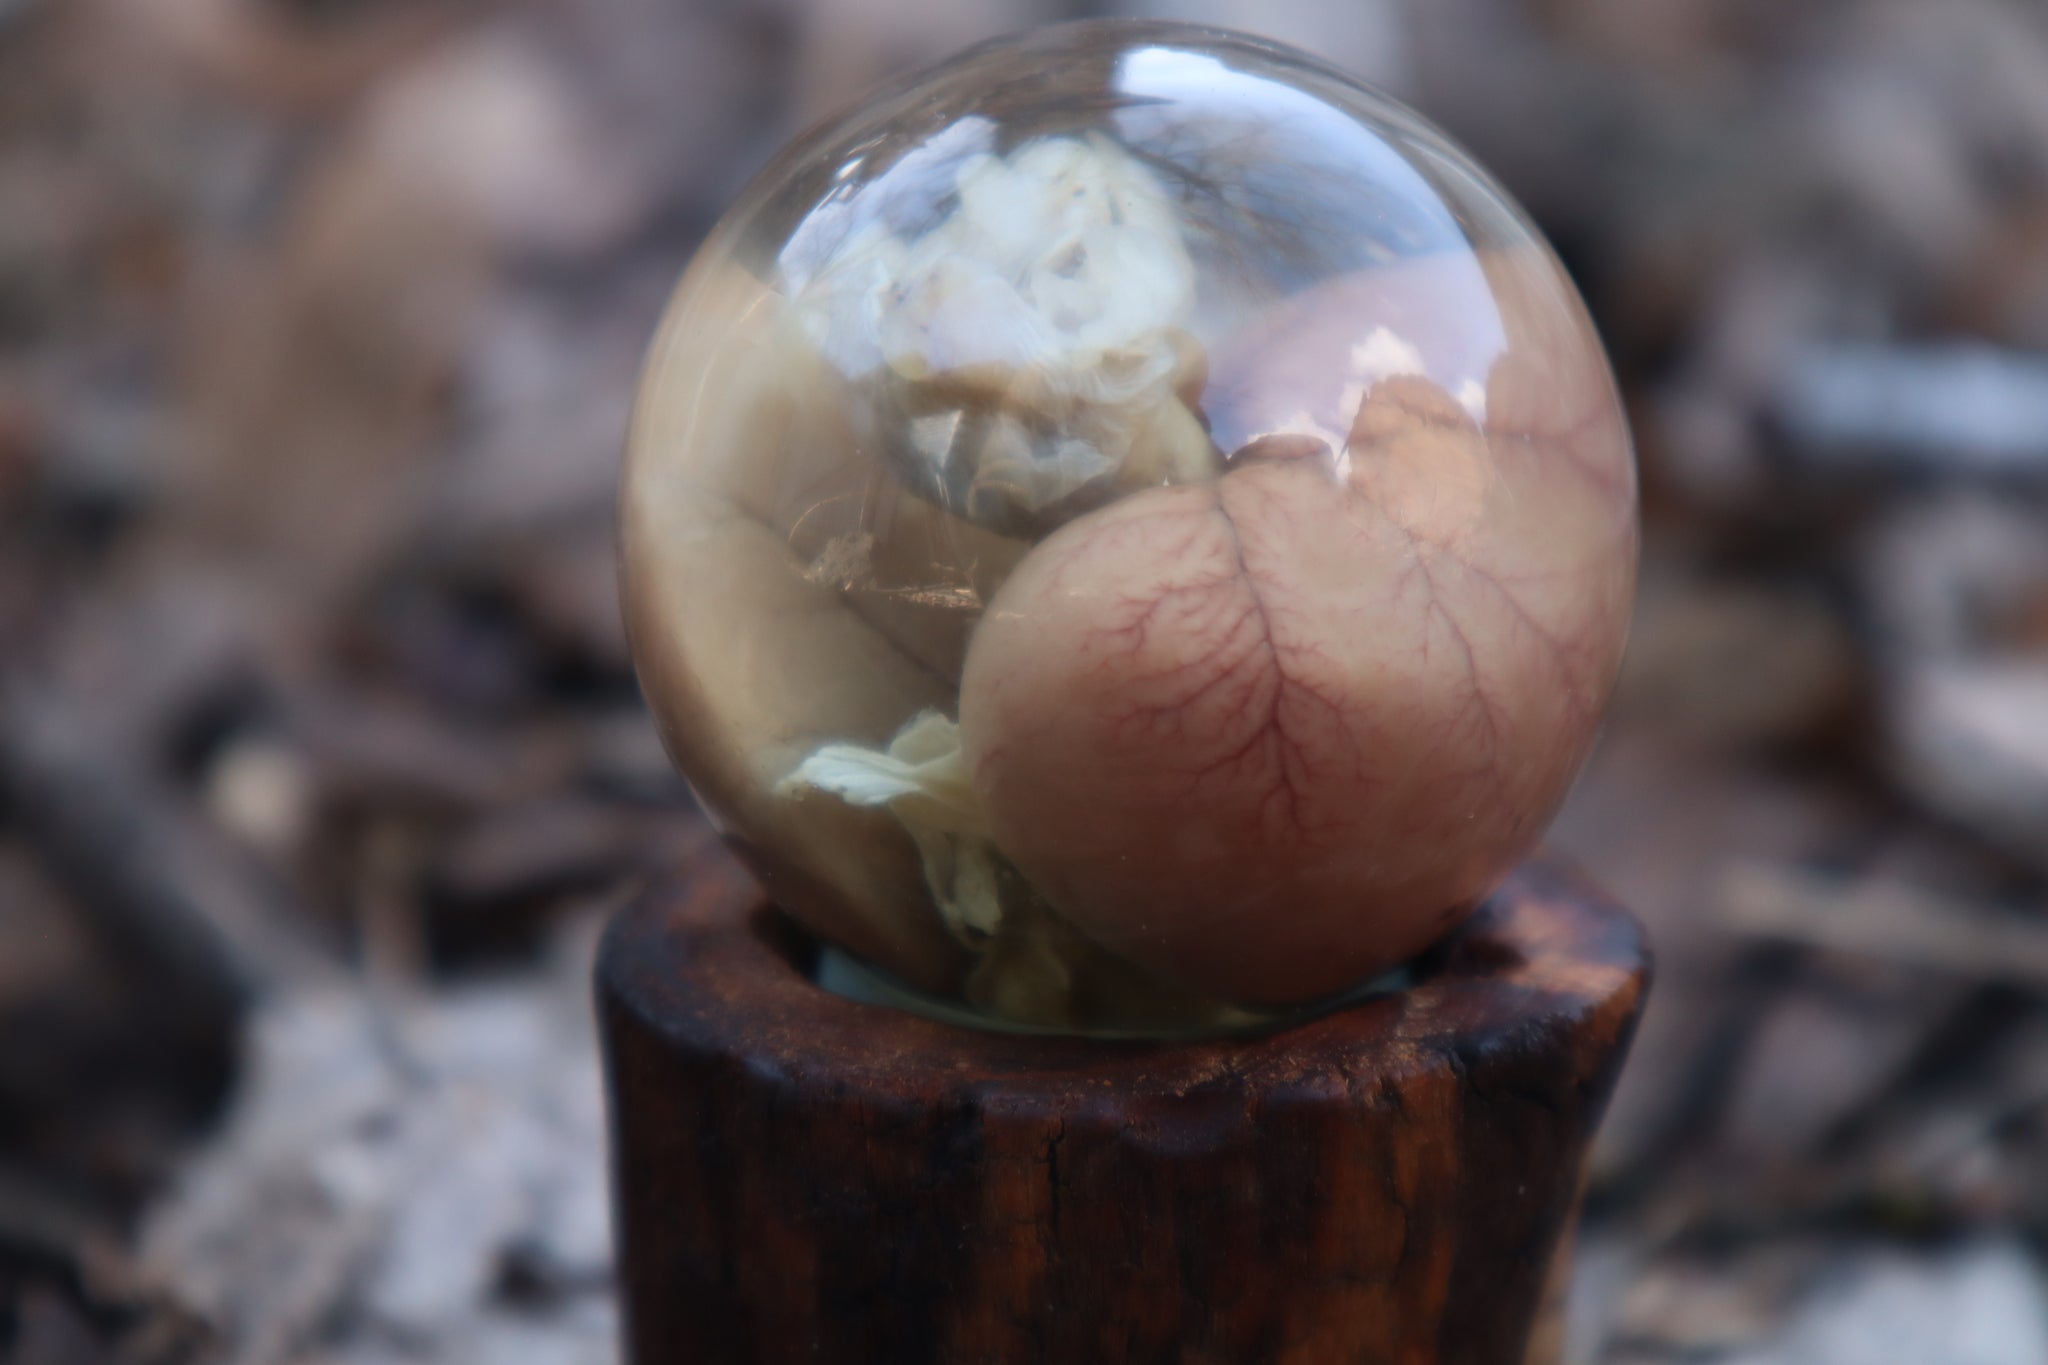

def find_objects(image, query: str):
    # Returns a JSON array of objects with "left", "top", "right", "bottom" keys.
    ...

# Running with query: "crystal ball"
[{"left": 621, "top": 20, "right": 1637, "bottom": 1030}]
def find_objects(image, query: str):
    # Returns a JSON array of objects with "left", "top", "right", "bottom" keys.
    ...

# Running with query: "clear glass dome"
[{"left": 621, "top": 20, "right": 1637, "bottom": 1032}]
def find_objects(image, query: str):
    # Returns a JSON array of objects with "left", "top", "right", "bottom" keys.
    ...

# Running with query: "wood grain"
[{"left": 598, "top": 848, "right": 1648, "bottom": 1364}]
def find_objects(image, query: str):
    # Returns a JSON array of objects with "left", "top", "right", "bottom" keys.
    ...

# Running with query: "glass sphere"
[{"left": 621, "top": 20, "right": 1637, "bottom": 1031}]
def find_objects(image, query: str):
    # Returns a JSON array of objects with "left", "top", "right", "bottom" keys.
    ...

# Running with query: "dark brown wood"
[{"left": 598, "top": 849, "right": 1649, "bottom": 1365}]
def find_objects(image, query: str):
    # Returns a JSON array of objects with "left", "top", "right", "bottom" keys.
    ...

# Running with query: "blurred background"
[{"left": 5, "top": 0, "right": 2048, "bottom": 1361}]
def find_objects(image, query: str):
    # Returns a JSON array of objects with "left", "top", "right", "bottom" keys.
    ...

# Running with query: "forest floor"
[{"left": 7, "top": 1, "right": 2048, "bottom": 1361}]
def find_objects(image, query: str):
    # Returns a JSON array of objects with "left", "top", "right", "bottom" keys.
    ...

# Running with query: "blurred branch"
[
  {"left": 1773, "top": 344, "right": 2048, "bottom": 478},
  {"left": 0, "top": 685, "right": 338, "bottom": 1020},
  {"left": 1719, "top": 860, "right": 2048, "bottom": 988}
]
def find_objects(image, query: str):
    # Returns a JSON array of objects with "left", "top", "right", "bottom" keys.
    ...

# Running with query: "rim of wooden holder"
[
  {"left": 602, "top": 849, "right": 1645, "bottom": 1088},
  {"left": 598, "top": 848, "right": 1650, "bottom": 1365}
]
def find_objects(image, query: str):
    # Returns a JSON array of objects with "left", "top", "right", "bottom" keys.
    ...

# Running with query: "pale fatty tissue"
[{"left": 622, "top": 21, "right": 1637, "bottom": 1032}]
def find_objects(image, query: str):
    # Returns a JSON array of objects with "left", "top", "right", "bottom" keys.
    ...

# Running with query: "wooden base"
[{"left": 597, "top": 851, "right": 1648, "bottom": 1365}]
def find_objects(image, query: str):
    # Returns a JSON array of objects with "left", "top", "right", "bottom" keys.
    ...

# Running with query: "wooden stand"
[{"left": 597, "top": 849, "right": 1648, "bottom": 1365}]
